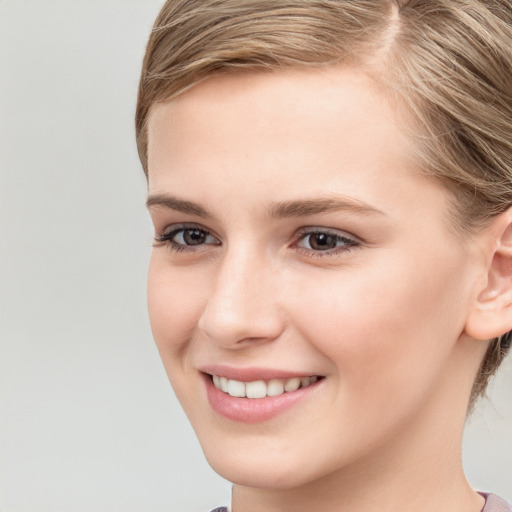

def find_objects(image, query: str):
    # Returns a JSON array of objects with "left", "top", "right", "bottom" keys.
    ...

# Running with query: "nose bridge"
[
  {"left": 220, "top": 244, "right": 257, "bottom": 297},
  {"left": 198, "top": 242, "right": 282, "bottom": 346}
]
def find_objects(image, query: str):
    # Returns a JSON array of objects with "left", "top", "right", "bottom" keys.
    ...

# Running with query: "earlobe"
[{"left": 465, "top": 211, "right": 512, "bottom": 340}]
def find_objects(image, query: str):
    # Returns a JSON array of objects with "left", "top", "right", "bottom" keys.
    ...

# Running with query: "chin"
[
  {"left": 205, "top": 451, "right": 316, "bottom": 489},
  {"left": 198, "top": 431, "right": 345, "bottom": 490}
]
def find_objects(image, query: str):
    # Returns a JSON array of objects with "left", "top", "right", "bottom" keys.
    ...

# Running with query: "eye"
[
  {"left": 173, "top": 228, "right": 215, "bottom": 246},
  {"left": 155, "top": 224, "right": 220, "bottom": 252},
  {"left": 295, "top": 229, "right": 359, "bottom": 255}
]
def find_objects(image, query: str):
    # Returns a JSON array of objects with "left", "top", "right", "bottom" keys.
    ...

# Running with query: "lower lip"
[{"left": 204, "top": 375, "right": 321, "bottom": 423}]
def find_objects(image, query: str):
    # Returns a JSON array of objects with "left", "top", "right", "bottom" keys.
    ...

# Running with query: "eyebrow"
[
  {"left": 268, "top": 197, "right": 385, "bottom": 218},
  {"left": 146, "top": 194, "right": 385, "bottom": 219},
  {"left": 146, "top": 194, "right": 210, "bottom": 217}
]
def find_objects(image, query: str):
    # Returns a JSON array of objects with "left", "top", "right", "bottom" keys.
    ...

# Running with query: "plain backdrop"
[{"left": 0, "top": 1, "right": 510, "bottom": 511}]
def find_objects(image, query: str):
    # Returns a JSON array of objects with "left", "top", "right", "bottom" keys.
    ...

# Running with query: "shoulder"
[{"left": 482, "top": 493, "right": 512, "bottom": 512}]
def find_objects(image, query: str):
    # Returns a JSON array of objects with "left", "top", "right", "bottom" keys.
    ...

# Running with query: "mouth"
[
  {"left": 210, "top": 374, "right": 320, "bottom": 398},
  {"left": 201, "top": 368, "right": 324, "bottom": 423}
]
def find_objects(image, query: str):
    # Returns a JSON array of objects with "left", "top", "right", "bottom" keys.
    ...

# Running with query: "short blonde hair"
[{"left": 136, "top": 0, "right": 512, "bottom": 408}]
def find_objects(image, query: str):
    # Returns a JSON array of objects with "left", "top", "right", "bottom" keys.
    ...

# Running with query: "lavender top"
[
  {"left": 481, "top": 494, "right": 512, "bottom": 512},
  {"left": 209, "top": 493, "right": 512, "bottom": 512}
]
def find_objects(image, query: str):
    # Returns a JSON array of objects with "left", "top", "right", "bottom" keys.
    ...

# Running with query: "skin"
[{"left": 145, "top": 67, "right": 494, "bottom": 512}]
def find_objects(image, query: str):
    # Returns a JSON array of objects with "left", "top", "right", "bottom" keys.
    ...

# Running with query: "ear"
[{"left": 465, "top": 209, "right": 512, "bottom": 340}]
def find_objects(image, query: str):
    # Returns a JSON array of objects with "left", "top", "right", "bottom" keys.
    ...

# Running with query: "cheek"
[
  {"left": 287, "top": 248, "right": 472, "bottom": 406},
  {"left": 147, "top": 255, "right": 206, "bottom": 365}
]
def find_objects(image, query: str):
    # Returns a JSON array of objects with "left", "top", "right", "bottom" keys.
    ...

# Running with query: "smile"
[
  {"left": 211, "top": 374, "right": 319, "bottom": 398},
  {"left": 204, "top": 370, "right": 324, "bottom": 423}
]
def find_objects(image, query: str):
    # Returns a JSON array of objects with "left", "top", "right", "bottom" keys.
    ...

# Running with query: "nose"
[{"left": 197, "top": 247, "right": 285, "bottom": 348}]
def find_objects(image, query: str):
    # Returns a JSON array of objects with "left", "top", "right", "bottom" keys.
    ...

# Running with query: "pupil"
[
  {"left": 184, "top": 229, "right": 206, "bottom": 245},
  {"left": 309, "top": 233, "right": 336, "bottom": 250}
]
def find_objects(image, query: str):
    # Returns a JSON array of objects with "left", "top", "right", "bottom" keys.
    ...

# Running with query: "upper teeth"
[{"left": 212, "top": 375, "right": 318, "bottom": 398}]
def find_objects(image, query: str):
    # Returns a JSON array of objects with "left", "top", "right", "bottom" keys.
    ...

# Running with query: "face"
[{"left": 146, "top": 67, "right": 484, "bottom": 489}]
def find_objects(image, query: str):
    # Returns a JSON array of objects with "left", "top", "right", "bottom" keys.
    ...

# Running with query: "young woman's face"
[{"left": 146, "top": 68, "right": 485, "bottom": 489}]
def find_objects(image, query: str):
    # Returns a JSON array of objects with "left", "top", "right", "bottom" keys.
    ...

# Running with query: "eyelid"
[
  {"left": 294, "top": 225, "right": 360, "bottom": 242},
  {"left": 159, "top": 222, "right": 216, "bottom": 237}
]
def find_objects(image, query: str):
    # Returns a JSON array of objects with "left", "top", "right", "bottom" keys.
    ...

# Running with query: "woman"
[{"left": 136, "top": 1, "right": 512, "bottom": 511}]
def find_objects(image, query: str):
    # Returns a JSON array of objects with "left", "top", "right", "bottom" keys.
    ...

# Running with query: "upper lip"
[{"left": 200, "top": 365, "right": 321, "bottom": 382}]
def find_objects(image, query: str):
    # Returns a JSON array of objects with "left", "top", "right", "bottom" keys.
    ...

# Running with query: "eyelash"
[
  {"left": 294, "top": 228, "right": 360, "bottom": 257},
  {"left": 154, "top": 224, "right": 360, "bottom": 257},
  {"left": 154, "top": 223, "right": 219, "bottom": 253}
]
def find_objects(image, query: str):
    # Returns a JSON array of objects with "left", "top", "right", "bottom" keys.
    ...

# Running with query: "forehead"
[
  {"left": 146, "top": 66, "right": 451, "bottom": 225},
  {"left": 147, "top": 67, "right": 400, "bottom": 155}
]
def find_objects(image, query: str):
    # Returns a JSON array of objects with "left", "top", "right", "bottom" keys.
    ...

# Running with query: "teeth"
[
  {"left": 284, "top": 377, "right": 301, "bottom": 392},
  {"left": 212, "top": 375, "right": 319, "bottom": 398},
  {"left": 227, "top": 379, "right": 245, "bottom": 397},
  {"left": 267, "top": 379, "right": 284, "bottom": 396},
  {"left": 301, "top": 377, "right": 311, "bottom": 388},
  {"left": 245, "top": 380, "right": 267, "bottom": 399}
]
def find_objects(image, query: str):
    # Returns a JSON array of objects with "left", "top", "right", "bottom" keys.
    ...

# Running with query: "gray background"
[{"left": 0, "top": 1, "right": 510, "bottom": 511}]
